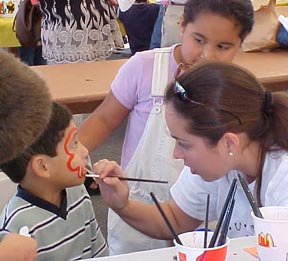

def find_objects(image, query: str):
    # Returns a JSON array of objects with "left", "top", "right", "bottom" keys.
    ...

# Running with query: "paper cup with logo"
[
  {"left": 252, "top": 206, "right": 288, "bottom": 261},
  {"left": 173, "top": 231, "right": 229, "bottom": 261}
]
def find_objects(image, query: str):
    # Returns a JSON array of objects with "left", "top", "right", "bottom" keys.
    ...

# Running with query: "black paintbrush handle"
[
  {"left": 238, "top": 174, "right": 263, "bottom": 219},
  {"left": 150, "top": 192, "right": 183, "bottom": 245},
  {"left": 209, "top": 178, "right": 237, "bottom": 248},
  {"left": 204, "top": 194, "right": 210, "bottom": 248},
  {"left": 85, "top": 169, "right": 168, "bottom": 184},
  {"left": 218, "top": 199, "right": 235, "bottom": 246},
  {"left": 118, "top": 177, "right": 168, "bottom": 184}
]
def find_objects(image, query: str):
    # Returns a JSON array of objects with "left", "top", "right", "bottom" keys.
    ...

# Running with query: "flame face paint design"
[{"left": 64, "top": 127, "right": 83, "bottom": 179}]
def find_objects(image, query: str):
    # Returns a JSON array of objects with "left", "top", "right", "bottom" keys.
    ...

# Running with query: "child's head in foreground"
[
  {"left": 0, "top": 51, "right": 51, "bottom": 164},
  {"left": 0, "top": 102, "right": 89, "bottom": 192}
]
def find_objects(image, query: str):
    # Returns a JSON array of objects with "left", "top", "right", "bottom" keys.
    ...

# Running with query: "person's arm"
[
  {"left": 0, "top": 233, "right": 37, "bottom": 261},
  {"left": 94, "top": 159, "right": 202, "bottom": 240},
  {"left": 78, "top": 91, "right": 130, "bottom": 152},
  {"left": 78, "top": 52, "right": 147, "bottom": 152}
]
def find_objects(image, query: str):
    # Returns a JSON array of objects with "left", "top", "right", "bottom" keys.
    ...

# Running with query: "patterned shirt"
[
  {"left": 171, "top": 151, "right": 288, "bottom": 238},
  {"left": 39, "top": 0, "right": 124, "bottom": 63}
]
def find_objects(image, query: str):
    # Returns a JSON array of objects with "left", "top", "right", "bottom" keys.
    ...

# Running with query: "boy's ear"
[{"left": 29, "top": 155, "right": 50, "bottom": 178}]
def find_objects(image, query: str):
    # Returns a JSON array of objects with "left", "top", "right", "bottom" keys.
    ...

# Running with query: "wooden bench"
[{"left": 32, "top": 50, "right": 288, "bottom": 114}]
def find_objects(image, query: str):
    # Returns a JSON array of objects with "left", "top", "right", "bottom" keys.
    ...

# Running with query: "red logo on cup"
[
  {"left": 195, "top": 247, "right": 228, "bottom": 261},
  {"left": 178, "top": 252, "right": 187, "bottom": 261},
  {"left": 258, "top": 232, "right": 275, "bottom": 248}
]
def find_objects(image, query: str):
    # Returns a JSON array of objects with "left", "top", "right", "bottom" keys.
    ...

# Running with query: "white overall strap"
[
  {"left": 151, "top": 47, "right": 171, "bottom": 97},
  {"left": 107, "top": 46, "right": 184, "bottom": 255}
]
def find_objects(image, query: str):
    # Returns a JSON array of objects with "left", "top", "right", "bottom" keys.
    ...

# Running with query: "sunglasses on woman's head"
[
  {"left": 173, "top": 81, "right": 242, "bottom": 125},
  {"left": 174, "top": 81, "right": 206, "bottom": 106}
]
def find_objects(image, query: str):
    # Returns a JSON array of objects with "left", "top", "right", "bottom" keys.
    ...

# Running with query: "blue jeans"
[
  {"left": 17, "top": 46, "right": 46, "bottom": 66},
  {"left": 150, "top": 5, "right": 164, "bottom": 49},
  {"left": 277, "top": 24, "right": 288, "bottom": 48}
]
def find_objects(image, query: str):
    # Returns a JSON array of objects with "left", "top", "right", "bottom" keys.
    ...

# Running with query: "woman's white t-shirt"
[{"left": 171, "top": 151, "right": 288, "bottom": 238}]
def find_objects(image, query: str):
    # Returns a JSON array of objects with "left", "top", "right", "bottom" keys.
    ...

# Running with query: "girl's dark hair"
[
  {"left": 165, "top": 61, "right": 288, "bottom": 205},
  {"left": 183, "top": 0, "right": 254, "bottom": 41},
  {"left": 0, "top": 102, "right": 72, "bottom": 183}
]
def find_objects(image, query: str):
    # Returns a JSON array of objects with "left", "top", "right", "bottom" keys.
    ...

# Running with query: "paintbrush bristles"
[{"left": 86, "top": 174, "right": 100, "bottom": 178}]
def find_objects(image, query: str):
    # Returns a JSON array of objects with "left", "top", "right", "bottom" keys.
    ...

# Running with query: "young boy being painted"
[{"left": 0, "top": 102, "right": 108, "bottom": 260}]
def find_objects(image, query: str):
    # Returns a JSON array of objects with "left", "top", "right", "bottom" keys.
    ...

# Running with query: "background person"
[
  {"left": 160, "top": 2, "right": 185, "bottom": 47},
  {"left": 95, "top": 61, "right": 288, "bottom": 242},
  {"left": 38, "top": 0, "right": 124, "bottom": 63},
  {"left": 17, "top": 47, "right": 46, "bottom": 66},
  {"left": 118, "top": 0, "right": 160, "bottom": 55},
  {"left": 78, "top": 0, "right": 254, "bottom": 255}
]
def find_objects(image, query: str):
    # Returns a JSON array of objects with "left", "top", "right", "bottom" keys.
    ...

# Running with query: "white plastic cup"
[
  {"left": 252, "top": 206, "right": 288, "bottom": 261},
  {"left": 173, "top": 231, "right": 229, "bottom": 261}
]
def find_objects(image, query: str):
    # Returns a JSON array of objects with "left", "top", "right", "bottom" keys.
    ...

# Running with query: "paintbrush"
[
  {"left": 150, "top": 192, "right": 183, "bottom": 245},
  {"left": 209, "top": 178, "right": 237, "bottom": 248},
  {"left": 204, "top": 194, "right": 210, "bottom": 248},
  {"left": 238, "top": 174, "right": 263, "bottom": 218},
  {"left": 85, "top": 168, "right": 168, "bottom": 184},
  {"left": 217, "top": 198, "right": 235, "bottom": 246}
]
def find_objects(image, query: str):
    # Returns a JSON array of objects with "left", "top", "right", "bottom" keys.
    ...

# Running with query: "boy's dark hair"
[
  {"left": 0, "top": 51, "right": 51, "bottom": 164},
  {"left": 183, "top": 0, "right": 254, "bottom": 42},
  {"left": 0, "top": 102, "right": 72, "bottom": 183}
]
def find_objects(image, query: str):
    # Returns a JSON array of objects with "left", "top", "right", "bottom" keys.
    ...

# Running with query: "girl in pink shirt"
[{"left": 78, "top": 0, "right": 254, "bottom": 255}]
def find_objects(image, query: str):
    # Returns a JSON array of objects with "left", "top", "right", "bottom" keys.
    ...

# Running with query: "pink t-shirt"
[{"left": 111, "top": 46, "right": 178, "bottom": 168}]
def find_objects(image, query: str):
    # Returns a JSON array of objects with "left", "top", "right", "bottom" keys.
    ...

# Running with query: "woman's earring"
[{"left": 228, "top": 151, "right": 234, "bottom": 156}]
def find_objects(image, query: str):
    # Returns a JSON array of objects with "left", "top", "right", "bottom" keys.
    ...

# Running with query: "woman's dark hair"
[
  {"left": 166, "top": 61, "right": 288, "bottom": 152},
  {"left": 0, "top": 102, "right": 72, "bottom": 183},
  {"left": 165, "top": 62, "right": 288, "bottom": 205},
  {"left": 183, "top": 0, "right": 254, "bottom": 41}
]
